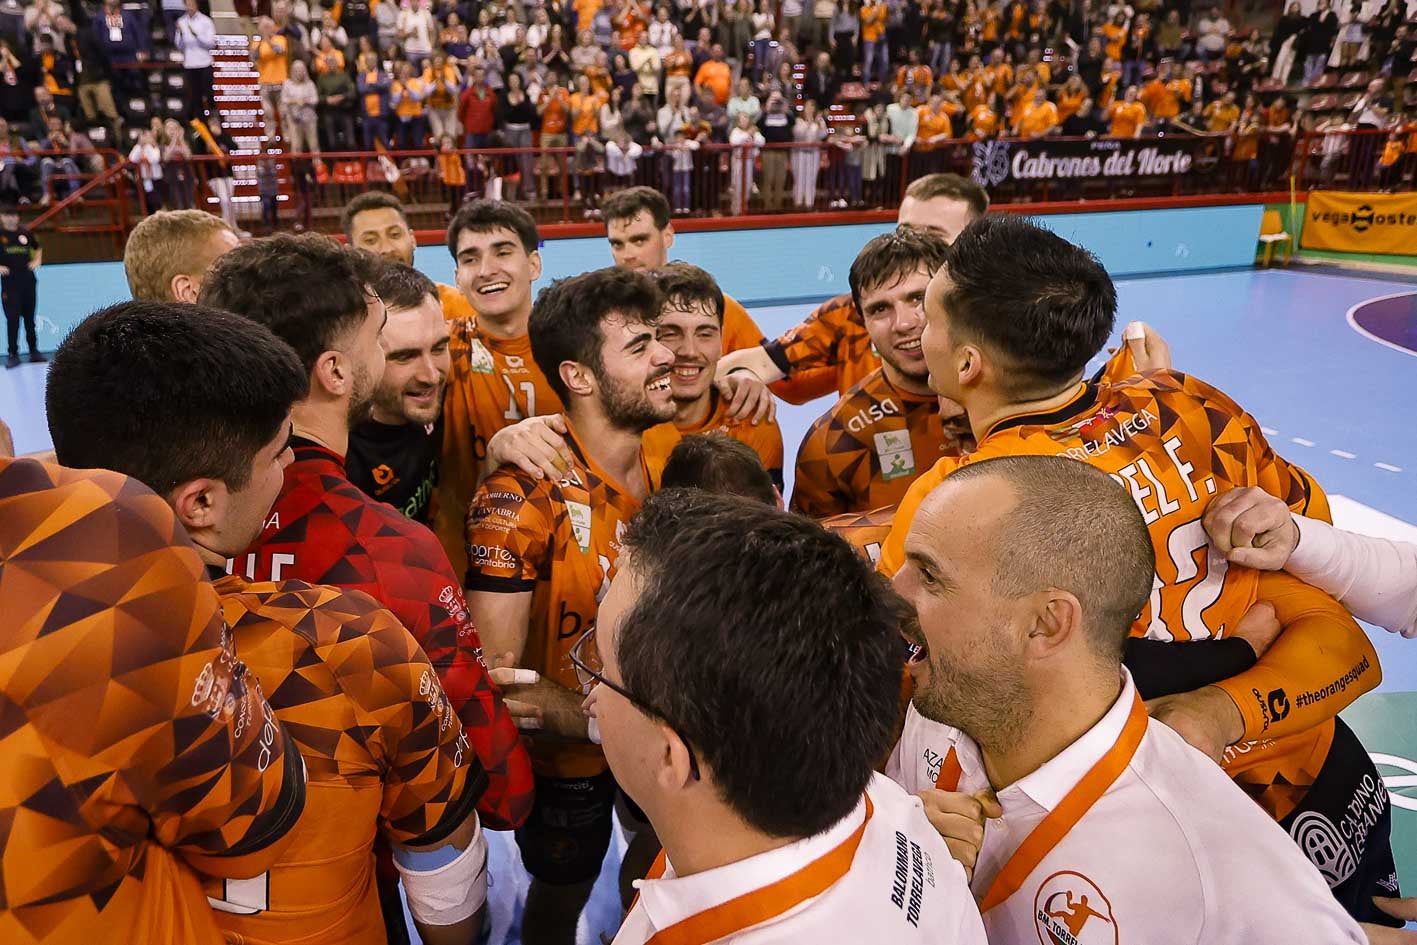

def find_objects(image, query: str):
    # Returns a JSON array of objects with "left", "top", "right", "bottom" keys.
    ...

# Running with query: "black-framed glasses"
[{"left": 569, "top": 625, "right": 701, "bottom": 781}]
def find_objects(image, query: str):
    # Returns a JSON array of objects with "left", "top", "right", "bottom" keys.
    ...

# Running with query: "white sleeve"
[{"left": 1287, "top": 515, "right": 1417, "bottom": 638}]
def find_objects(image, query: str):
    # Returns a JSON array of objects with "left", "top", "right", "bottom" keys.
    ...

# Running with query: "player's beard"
[
  {"left": 596, "top": 365, "right": 675, "bottom": 433},
  {"left": 912, "top": 636, "right": 1032, "bottom": 751},
  {"left": 347, "top": 358, "right": 379, "bottom": 427},
  {"left": 878, "top": 343, "right": 931, "bottom": 389},
  {"left": 373, "top": 378, "right": 444, "bottom": 426}
]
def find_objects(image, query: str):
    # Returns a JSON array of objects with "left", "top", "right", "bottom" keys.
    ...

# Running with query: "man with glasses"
[
  {"left": 464, "top": 267, "right": 675, "bottom": 945},
  {"left": 198, "top": 235, "right": 533, "bottom": 937},
  {"left": 577, "top": 489, "right": 987, "bottom": 945}
]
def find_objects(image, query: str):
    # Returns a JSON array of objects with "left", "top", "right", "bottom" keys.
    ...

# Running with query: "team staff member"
[
  {"left": 347, "top": 263, "right": 450, "bottom": 525},
  {"left": 342, "top": 192, "right": 473, "bottom": 320},
  {"left": 715, "top": 173, "right": 989, "bottom": 403},
  {"left": 888, "top": 456, "right": 1364, "bottom": 944},
  {"left": 0, "top": 204, "right": 43, "bottom": 369},
  {"left": 123, "top": 209, "right": 242, "bottom": 303},
  {"left": 199, "top": 235, "right": 532, "bottom": 838},
  {"left": 46, "top": 301, "right": 488, "bottom": 945},
  {"left": 0, "top": 457, "right": 304, "bottom": 944},
  {"left": 583, "top": 490, "right": 987, "bottom": 945},
  {"left": 791, "top": 230, "right": 971, "bottom": 518},
  {"left": 601, "top": 186, "right": 796, "bottom": 408},
  {"left": 465, "top": 268, "right": 676, "bottom": 945},
  {"left": 640, "top": 262, "right": 785, "bottom": 489},
  {"left": 881, "top": 217, "right": 1396, "bottom": 926}
]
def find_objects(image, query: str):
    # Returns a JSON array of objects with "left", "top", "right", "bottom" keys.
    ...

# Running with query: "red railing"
[{"left": 1290, "top": 126, "right": 1417, "bottom": 193}]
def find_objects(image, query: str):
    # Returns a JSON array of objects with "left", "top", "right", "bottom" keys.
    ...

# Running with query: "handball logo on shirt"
[
  {"left": 1033, "top": 872, "right": 1118, "bottom": 945},
  {"left": 467, "top": 339, "right": 495, "bottom": 374},
  {"left": 1289, "top": 811, "right": 1357, "bottom": 887},
  {"left": 875, "top": 430, "right": 916, "bottom": 481}
]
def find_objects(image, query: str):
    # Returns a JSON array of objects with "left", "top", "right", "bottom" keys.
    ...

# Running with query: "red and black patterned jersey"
[
  {"left": 202, "top": 575, "right": 482, "bottom": 945},
  {"left": 790, "top": 367, "right": 973, "bottom": 518},
  {"left": 764, "top": 293, "right": 881, "bottom": 402},
  {"left": 234, "top": 438, "right": 532, "bottom": 831},
  {"left": 640, "top": 389, "right": 786, "bottom": 490},
  {"left": 880, "top": 372, "right": 1376, "bottom": 821},
  {"left": 466, "top": 424, "right": 651, "bottom": 778},
  {"left": 0, "top": 458, "right": 303, "bottom": 945},
  {"left": 821, "top": 505, "right": 897, "bottom": 568}
]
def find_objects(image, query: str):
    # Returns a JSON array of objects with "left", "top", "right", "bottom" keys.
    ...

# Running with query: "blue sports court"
[{"left": 3, "top": 262, "right": 1416, "bottom": 944}]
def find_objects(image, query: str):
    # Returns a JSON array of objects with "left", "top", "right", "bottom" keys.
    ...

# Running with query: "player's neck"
[
  {"left": 567, "top": 407, "right": 650, "bottom": 499},
  {"left": 964, "top": 374, "right": 1086, "bottom": 443},
  {"left": 881, "top": 359, "right": 933, "bottom": 397},
  {"left": 476, "top": 302, "right": 531, "bottom": 340},
  {"left": 291, "top": 402, "right": 350, "bottom": 458},
  {"left": 978, "top": 669, "right": 1122, "bottom": 792},
  {"left": 673, "top": 388, "right": 714, "bottom": 429},
  {"left": 655, "top": 798, "right": 798, "bottom": 879}
]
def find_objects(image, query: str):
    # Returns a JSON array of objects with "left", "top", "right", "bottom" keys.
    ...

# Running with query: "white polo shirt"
[
  {"left": 886, "top": 671, "right": 1365, "bottom": 945},
  {"left": 613, "top": 772, "right": 987, "bottom": 945}
]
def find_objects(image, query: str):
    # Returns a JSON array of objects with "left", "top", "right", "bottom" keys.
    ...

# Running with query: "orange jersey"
[
  {"left": 791, "top": 368, "right": 972, "bottom": 518},
  {"left": 895, "top": 64, "right": 934, "bottom": 97},
  {"left": 392, "top": 77, "right": 427, "bottom": 119},
  {"left": 1057, "top": 87, "right": 1087, "bottom": 121},
  {"left": 821, "top": 504, "right": 896, "bottom": 567},
  {"left": 860, "top": 3, "right": 887, "bottom": 41},
  {"left": 962, "top": 77, "right": 990, "bottom": 111},
  {"left": 1380, "top": 140, "right": 1402, "bottom": 166},
  {"left": 1016, "top": 100, "right": 1059, "bottom": 136},
  {"left": 641, "top": 390, "right": 786, "bottom": 487},
  {"left": 968, "top": 104, "right": 1000, "bottom": 137},
  {"left": 991, "top": 62, "right": 1015, "bottom": 95},
  {"left": 1101, "top": 22, "right": 1126, "bottom": 60},
  {"left": 466, "top": 426, "right": 654, "bottom": 777},
  {"left": 1404, "top": 121, "right": 1417, "bottom": 154},
  {"left": 720, "top": 292, "right": 829, "bottom": 403},
  {"left": 765, "top": 292, "right": 880, "bottom": 402},
  {"left": 1139, "top": 78, "right": 1179, "bottom": 119},
  {"left": 879, "top": 374, "right": 1376, "bottom": 821},
  {"left": 436, "top": 317, "right": 566, "bottom": 579},
  {"left": 253, "top": 36, "right": 290, "bottom": 84},
  {"left": 664, "top": 49, "right": 693, "bottom": 77},
  {"left": 204, "top": 576, "right": 479, "bottom": 945},
  {"left": 438, "top": 281, "right": 475, "bottom": 320},
  {"left": 540, "top": 87, "right": 570, "bottom": 135},
  {"left": 0, "top": 459, "right": 302, "bottom": 945},
  {"left": 570, "top": 89, "right": 608, "bottom": 136},
  {"left": 1232, "top": 117, "right": 1261, "bottom": 160},
  {"left": 915, "top": 106, "right": 955, "bottom": 149},
  {"left": 1097, "top": 71, "right": 1121, "bottom": 108},
  {"left": 1204, "top": 101, "right": 1240, "bottom": 132},
  {"left": 424, "top": 65, "right": 461, "bottom": 109},
  {"left": 1107, "top": 100, "right": 1147, "bottom": 138},
  {"left": 981, "top": 8, "right": 1000, "bottom": 41},
  {"left": 438, "top": 151, "right": 467, "bottom": 186},
  {"left": 696, "top": 60, "right": 733, "bottom": 106},
  {"left": 939, "top": 70, "right": 966, "bottom": 92}
]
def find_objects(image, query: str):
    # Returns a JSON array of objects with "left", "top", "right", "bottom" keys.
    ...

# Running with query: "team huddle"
[{"left": 0, "top": 174, "right": 1413, "bottom": 945}]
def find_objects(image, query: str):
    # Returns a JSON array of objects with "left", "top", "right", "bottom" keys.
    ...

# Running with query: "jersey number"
[
  {"left": 209, "top": 873, "right": 269, "bottom": 915},
  {"left": 1146, "top": 518, "right": 1229, "bottom": 642},
  {"left": 502, "top": 377, "right": 537, "bottom": 421}
]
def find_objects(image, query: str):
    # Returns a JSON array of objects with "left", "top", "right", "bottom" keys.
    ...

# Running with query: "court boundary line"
[{"left": 1345, "top": 292, "right": 1417, "bottom": 361}]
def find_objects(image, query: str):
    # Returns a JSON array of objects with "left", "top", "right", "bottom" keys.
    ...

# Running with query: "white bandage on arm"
[
  {"left": 1288, "top": 515, "right": 1417, "bottom": 639},
  {"left": 394, "top": 814, "right": 489, "bottom": 926}
]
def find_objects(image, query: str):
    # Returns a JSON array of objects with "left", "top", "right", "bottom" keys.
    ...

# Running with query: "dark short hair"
[
  {"left": 528, "top": 267, "right": 662, "bottom": 402},
  {"left": 941, "top": 216, "right": 1116, "bottom": 396},
  {"left": 653, "top": 261, "right": 725, "bottom": 324},
  {"left": 446, "top": 198, "right": 540, "bottom": 258},
  {"left": 199, "top": 233, "right": 384, "bottom": 374},
  {"left": 904, "top": 173, "right": 990, "bottom": 219},
  {"left": 340, "top": 190, "right": 408, "bottom": 242},
  {"left": 849, "top": 228, "right": 951, "bottom": 314},
  {"left": 46, "top": 301, "right": 307, "bottom": 495},
  {"left": 947, "top": 455, "right": 1154, "bottom": 659},
  {"left": 601, "top": 185, "right": 671, "bottom": 230},
  {"left": 660, "top": 433, "right": 776, "bottom": 506},
  {"left": 616, "top": 490, "right": 903, "bottom": 837},
  {"left": 374, "top": 260, "right": 438, "bottom": 312}
]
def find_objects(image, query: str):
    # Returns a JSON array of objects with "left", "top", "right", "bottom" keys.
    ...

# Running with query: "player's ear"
[
  {"left": 170, "top": 272, "right": 200, "bottom": 304},
  {"left": 561, "top": 360, "right": 594, "bottom": 398},
  {"left": 169, "top": 477, "right": 222, "bottom": 532},
  {"left": 655, "top": 723, "right": 698, "bottom": 792},
  {"left": 662, "top": 225, "right": 674, "bottom": 251},
  {"left": 957, "top": 343, "right": 984, "bottom": 388},
  {"left": 527, "top": 248, "right": 543, "bottom": 282},
  {"left": 314, "top": 349, "right": 347, "bottom": 398},
  {"left": 1023, "top": 589, "right": 1084, "bottom": 657}
]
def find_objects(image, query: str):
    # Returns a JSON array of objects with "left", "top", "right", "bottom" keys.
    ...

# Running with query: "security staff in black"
[{"left": 0, "top": 206, "right": 43, "bottom": 369}]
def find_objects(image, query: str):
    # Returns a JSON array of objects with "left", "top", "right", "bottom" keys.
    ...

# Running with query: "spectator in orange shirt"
[
  {"left": 968, "top": 94, "right": 1002, "bottom": 138},
  {"left": 915, "top": 91, "right": 955, "bottom": 152},
  {"left": 860, "top": 0, "right": 888, "bottom": 84},
  {"left": 569, "top": 73, "right": 608, "bottom": 202},
  {"left": 536, "top": 77, "right": 572, "bottom": 201},
  {"left": 1057, "top": 75, "right": 1088, "bottom": 121},
  {"left": 895, "top": 48, "right": 933, "bottom": 105},
  {"left": 1378, "top": 129, "right": 1404, "bottom": 189},
  {"left": 390, "top": 61, "right": 429, "bottom": 150},
  {"left": 1203, "top": 90, "right": 1240, "bottom": 133},
  {"left": 1101, "top": 11, "right": 1127, "bottom": 60},
  {"left": 1140, "top": 61, "right": 1188, "bottom": 125},
  {"left": 694, "top": 44, "right": 733, "bottom": 106},
  {"left": 1014, "top": 86, "right": 1059, "bottom": 138},
  {"left": 1097, "top": 57, "right": 1122, "bottom": 108},
  {"left": 1107, "top": 84, "right": 1148, "bottom": 138},
  {"left": 252, "top": 17, "right": 290, "bottom": 133}
]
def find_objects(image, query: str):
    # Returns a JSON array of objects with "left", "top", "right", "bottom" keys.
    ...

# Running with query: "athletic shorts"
[
  {"left": 1281, "top": 718, "right": 1401, "bottom": 927},
  {"left": 515, "top": 771, "right": 617, "bottom": 885}
]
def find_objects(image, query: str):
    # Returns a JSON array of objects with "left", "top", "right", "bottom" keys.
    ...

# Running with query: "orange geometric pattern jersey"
[
  {"left": 764, "top": 292, "right": 881, "bottom": 403},
  {"left": 201, "top": 576, "right": 481, "bottom": 945},
  {"left": 0, "top": 458, "right": 303, "bottom": 945}
]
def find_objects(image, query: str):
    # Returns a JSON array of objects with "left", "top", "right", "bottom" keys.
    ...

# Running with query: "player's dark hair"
[
  {"left": 601, "top": 185, "right": 671, "bottom": 230},
  {"left": 47, "top": 301, "right": 307, "bottom": 495},
  {"left": 199, "top": 233, "right": 385, "bottom": 374},
  {"left": 653, "top": 261, "right": 725, "bottom": 324},
  {"left": 904, "top": 172, "right": 990, "bottom": 218},
  {"left": 941, "top": 216, "right": 1116, "bottom": 397},
  {"left": 849, "top": 228, "right": 951, "bottom": 314},
  {"left": 616, "top": 489, "right": 904, "bottom": 838},
  {"left": 446, "top": 198, "right": 540, "bottom": 258},
  {"left": 374, "top": 260, "right": 438, "bottom": 312},
  {"left": 948, "top": 455, "right": 1154, "bottom": 659},
  {"left": 660, "top": 434, "right": 776, "bottom": 506},
  {"left": 529, "top": 267, "right": 662, "bottom": 403},
  {"left": 340, "top": 190, "right": 407, "bottom": 242}
]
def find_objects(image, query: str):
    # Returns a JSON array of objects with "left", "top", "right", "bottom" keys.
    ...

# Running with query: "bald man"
[{"left": 887, "top": 455, "right": 1364, "bottom": 945}]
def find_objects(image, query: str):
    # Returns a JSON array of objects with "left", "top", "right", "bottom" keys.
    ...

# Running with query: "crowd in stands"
[{"left": 0, "top": 0, "right": 1412, "bottom": 215}]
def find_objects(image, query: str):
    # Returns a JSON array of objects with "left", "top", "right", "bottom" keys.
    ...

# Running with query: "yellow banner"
[{"left": 1301, "top": 190, "right": 1417, "bottom": 255}]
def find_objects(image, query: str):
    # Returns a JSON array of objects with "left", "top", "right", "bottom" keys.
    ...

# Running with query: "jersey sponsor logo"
[
  {"left": 467, "top": 339, "right": 495, "bottom": 374},
  {"left": 875, "top": 430, "right": 917, "bottom": 481},
  {"left": 504, "top": 354, "right": 528, "bottom": 373},
  {"left": 370, "top": 463, "right": 399, "bottom": 495},
  {"left": 1060, "top": 408, "right": 1159, "bottom": 461},
  {"left": 1047, "top": 406, "right": 1118, "bottom": 443},
  {"left": 568, "top": 501, "right": 592, "bottom": 553},
  {"left": 1290, "top": 811, "right": 1358, "bottom": 887},
  {"left": 1033, "top": 871, "right": 1117, "bottom": 945},
  {"left": 845, "top": 397, "right": 901, "bottom": 434},
  {"left": 1370, "top": 752, "right": 1417, "bottom": 813},
  {"left": 469, "top": 543, "right": 517, "bottom": 569}
]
